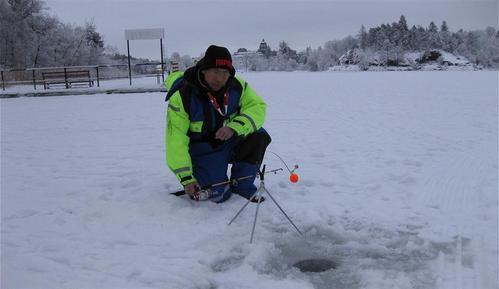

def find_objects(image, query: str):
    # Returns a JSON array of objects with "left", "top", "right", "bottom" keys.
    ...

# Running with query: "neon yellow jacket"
[
  {"left": 165, "top": 75, "right": 266, "bottom": 186},
  {"left": 164, "top": 70, "right": 184, "bottom": 91}
]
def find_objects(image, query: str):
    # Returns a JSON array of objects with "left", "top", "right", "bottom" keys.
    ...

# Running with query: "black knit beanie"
[{"left": 197, "top": 45, "right": 236, "bottom": 76}]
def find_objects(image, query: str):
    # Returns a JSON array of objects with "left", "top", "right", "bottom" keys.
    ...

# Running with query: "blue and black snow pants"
[{"left": 189, "top": 128, "right": 271, "bottom": 203}]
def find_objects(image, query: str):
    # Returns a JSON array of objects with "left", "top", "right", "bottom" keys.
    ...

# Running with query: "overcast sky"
[{"left": 44, "top": 0, "right": 498, "bottom": 61}]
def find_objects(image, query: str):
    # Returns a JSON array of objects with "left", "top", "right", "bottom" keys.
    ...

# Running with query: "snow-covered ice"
[{"left": 1, "top": 71, "right": 498, "bottom": 289}]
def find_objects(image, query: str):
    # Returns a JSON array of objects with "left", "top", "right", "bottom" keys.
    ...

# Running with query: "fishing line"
[{"left": 267, "top": 150, "right": 299, "bottom": 183}]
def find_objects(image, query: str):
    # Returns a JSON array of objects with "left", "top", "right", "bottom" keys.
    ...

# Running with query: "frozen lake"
[{"left": 1, "top": 71, "right": 497, "bottom": 289}]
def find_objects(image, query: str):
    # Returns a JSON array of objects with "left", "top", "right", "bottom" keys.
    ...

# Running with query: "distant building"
[
  {"left": 233, "top": 48, "right": 261, "bottom": 71},
  {"left": 232, "top": 39, "right": 275, "bottom": 70},
  {"left": 257, "top": 39, "right": 277, "bottom": 57},
  {"left": 233, "top": 41, "right": 269, "bottom": 71},
  {"left": 257, "top": 39, "right": 268, "bottom": 54},
  {"left": 234, "top": 48, "right": 261, "bottom": 57}
]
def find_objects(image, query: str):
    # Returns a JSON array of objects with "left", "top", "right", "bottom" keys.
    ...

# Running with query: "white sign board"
[{"left": 125, "top": 28, "right": 165, "bottom": 40}]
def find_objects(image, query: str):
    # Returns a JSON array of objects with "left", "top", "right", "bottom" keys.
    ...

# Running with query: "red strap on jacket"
[{"left": 207, "top": 91, "right": 228, "bottom": 117}]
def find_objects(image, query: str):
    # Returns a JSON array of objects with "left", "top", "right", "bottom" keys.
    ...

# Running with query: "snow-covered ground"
[
  {"left": 2, "top": 75, "right": 164, "bottom": 95},
  {"left": 1, "top": 71, "right": 498, "bottom": 289}
]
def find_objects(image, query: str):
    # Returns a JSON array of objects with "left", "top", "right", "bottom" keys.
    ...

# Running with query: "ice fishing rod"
[
  {"left": 267, "top": 150, "right": 300, "bottom": 183},
  {"left": 170, "top": 151, "right": 300, "bottom": 199},
  {"left": 170, "top": 168, "right": 284, "bottom": 197}
]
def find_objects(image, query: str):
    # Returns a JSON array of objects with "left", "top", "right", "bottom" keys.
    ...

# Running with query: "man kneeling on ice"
[{"left": 165, "top": 45, "right": 271, "bottom": 203}]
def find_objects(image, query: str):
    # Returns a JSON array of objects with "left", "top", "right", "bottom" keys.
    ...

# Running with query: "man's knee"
[{"left": 233, "top": 129, "right": 271, "bottom": 164}]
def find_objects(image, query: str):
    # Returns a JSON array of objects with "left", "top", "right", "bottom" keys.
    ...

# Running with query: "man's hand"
[
  {"left": 215, "top": 126, "right": 234, "bottom": 141},
  {"left": 184, "top": 182, "right": 200, "bottom": 197}
]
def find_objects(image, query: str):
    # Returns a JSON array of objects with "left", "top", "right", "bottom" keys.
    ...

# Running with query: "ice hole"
[{"left": 292, "top": 258, "right": 338, "bottom": 273}]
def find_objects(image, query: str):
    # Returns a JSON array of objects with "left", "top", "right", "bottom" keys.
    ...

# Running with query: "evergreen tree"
[
  {"left": 398, "top": 15, "right": 408, "bottom": 31},
  {"left": 428, "top": 21, "right": 438, "bottom": 33},
  {"left": 439, "top": 21, "right": 451, "bottom": 51},
  {"left": 359, "top": 25, "right": 368, "bottom": 50},
  {"left": 278, "top": 41, "right": 297, "bottom": 61},
  {"left": 427, "top": 21, "right": 440, "bottom": 49},
  {"left": 397, "top": 15, "right": 410, "bottom": 49},
  {"left": 408, "top": 25, "right": 418, "bottom": 50},
  {"left": 85, "top": 22, "right": 104, "bottom": 49},
  {"left": 440, "top": 21, "right": 449, "bottom": 32}
]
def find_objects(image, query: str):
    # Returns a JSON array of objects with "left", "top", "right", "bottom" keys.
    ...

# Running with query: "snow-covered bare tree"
[
  {"left": 475, "top": 27, "right": 499, "bottom": 68},
  {"left": 0, "top": 0, "right": 105, "bottom": 69},
  {"left": 1, "top": 0, "right": 46, "bottom": 67}
]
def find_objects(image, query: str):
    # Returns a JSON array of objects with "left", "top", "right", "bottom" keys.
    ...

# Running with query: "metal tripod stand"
[{"left": 228, "top": 165, "right": 303, "bottom": 243}]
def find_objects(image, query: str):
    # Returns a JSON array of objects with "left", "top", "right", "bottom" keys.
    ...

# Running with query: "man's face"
[{"left": 202, "top": 68, "right": 230, "bottom": 91}]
